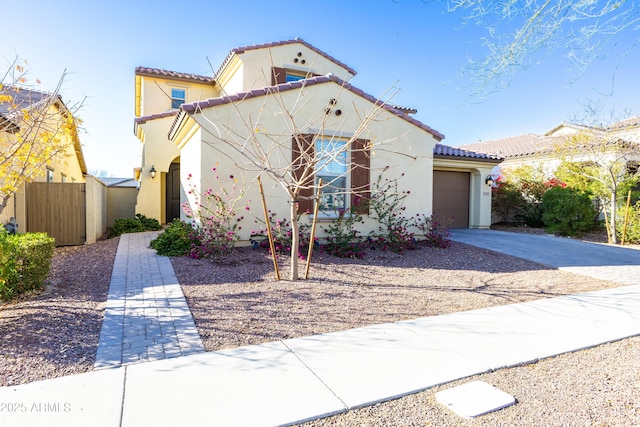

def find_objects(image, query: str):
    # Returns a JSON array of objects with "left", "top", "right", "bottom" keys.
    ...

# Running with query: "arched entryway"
[{"left": 165, "top": 161, "right": 181, "bottom": 223}]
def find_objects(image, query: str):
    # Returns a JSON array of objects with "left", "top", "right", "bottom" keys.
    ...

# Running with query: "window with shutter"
[
  {"left": 271, "top": 67, "right": 317, "bottom": 86},
  {"left": 291, "top": 135, "right": 370, "bottom": 215}
]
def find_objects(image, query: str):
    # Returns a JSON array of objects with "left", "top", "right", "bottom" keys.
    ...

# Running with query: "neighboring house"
[
  {"left": 134, "top": 39, "right": 501, "bottom": 236},
  {"left": 460, "top": 117, "right": 640, "bottom": 178},
  {"left": 0, "top": 86, "right": 88, "bottom": 243}
]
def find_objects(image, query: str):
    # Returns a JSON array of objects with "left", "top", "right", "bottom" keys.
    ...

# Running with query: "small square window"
[
  {"left": 46, "top": 168, "right": 54, "bottom": 182},
  {"left": 171, "top": 88, "right": 186, "bottom": 109},
  {"left": 286, "top": 73, "right": 306, "bottom": 82}
]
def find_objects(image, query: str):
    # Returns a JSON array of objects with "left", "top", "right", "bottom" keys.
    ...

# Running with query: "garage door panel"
[{"left": 433, "top": 171, "right": 469, "bottom": 228}]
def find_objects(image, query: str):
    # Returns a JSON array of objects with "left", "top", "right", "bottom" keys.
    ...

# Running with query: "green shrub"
[
  {"left": 322, "top": 209, "right": 367, "bottom": 258},
  {"left": 0, "top": 230, "right": 55, "bottom": 301},
  {"left": 150, "top": 220, "right": 197, "bottom": 256},
  {"left": 108, "top": 214, "right": 162, "bottom": 238},
  {"left": 250, "top": 212, "right": 313, "bottom": 259},
  {"left": 492, "top": 181, "right": 529, "bottom": 225},
  {"left": 617, "top": 200, "right": 640, "bottom": 244},
  {"left": 541, "top": 187, "right": 598, "bottom": 236}
]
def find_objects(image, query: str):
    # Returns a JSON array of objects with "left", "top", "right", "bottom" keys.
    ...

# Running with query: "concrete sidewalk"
[{"left": 1, "top": 230, "right": 639, "bottom": 426}]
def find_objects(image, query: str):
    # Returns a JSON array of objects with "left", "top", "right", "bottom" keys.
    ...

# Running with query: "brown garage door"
[{"left": 433, "top": 171, "right": 469, "bottom": 228}]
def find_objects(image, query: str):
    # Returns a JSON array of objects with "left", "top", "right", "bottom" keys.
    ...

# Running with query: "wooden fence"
[{"left": 26, "top": 182, "right": 86, "bottom": 246}]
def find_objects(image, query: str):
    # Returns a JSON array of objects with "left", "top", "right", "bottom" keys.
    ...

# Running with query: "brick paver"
[{"left": 94, "top": 232, "right": 204, "bottom": 369}]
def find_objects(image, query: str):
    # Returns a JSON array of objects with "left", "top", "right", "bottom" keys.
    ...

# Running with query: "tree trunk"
[
  {"left": 289, "top": 201, "right": 299, "bottom": 280},
  {"left": 610, "top": 195, "right": 618, "bottom": 244},
  {"left": 0, "top": 196, "right": 7, "bottom": 217}
]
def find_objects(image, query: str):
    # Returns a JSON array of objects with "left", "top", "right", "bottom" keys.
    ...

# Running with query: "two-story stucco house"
[{"left": 134, "top": 39, "right": 500, "bottom": 238}]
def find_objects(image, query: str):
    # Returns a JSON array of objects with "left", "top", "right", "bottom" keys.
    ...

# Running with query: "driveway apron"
[{"left": 450, "top": 229, "right": 640, "bottom": 286}]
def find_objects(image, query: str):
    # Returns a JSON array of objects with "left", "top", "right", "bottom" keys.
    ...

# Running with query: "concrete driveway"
[{"left": 450, "top": 229, "right": 640, "bottom": 286}]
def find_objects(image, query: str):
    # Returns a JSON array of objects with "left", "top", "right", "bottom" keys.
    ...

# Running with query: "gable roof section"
[
  {"left": 1, "top": 86, "right": 52, "bottom": 132},
  {"left": 134, "top": 110, "right": 179, "bottom": 140},
  {"left": 460, "top": 133, "right": 563, "bottom": 158},
  {"left": 214, "top": 38, "right": 357, "bottom": 81},
  {"left": 0, "top": 85, "right": 87, "bottom": 174},
  {"left": 174, "top": 74, "right": 443, "bottom": 141},
  {"left": 135, "top": 66, "right": 214, "bottom": 84},
  {"left": 608, "top": 116, "right": 640, "bottom": 130},
  {"left": 434, "top": 143, "right": 502, "bottom": 161},
  {"left": 134, "top": 110, "right": 179, "bottom": 126}
]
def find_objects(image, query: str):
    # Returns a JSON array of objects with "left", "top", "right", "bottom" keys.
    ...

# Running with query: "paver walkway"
[{"left": 94, "top": 232, "right": 204, "bottom": 369}]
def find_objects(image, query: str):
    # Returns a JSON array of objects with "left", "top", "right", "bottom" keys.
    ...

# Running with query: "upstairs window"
[
  {"left": 286, "top": 73, "right": 306, "bottom": 83},
  {"left": 171, "top": 88, "right": 186, "bottom": 109},
  {"left": 272, "top": 67, "right": 316, "bottom": 85},
  {"left": 46, "top": 167, "right": 54, "bottom": 182}
]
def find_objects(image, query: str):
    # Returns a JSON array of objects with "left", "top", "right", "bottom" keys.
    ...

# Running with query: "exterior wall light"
[
  {"left": 150, "top": 165, "right": 157, "bottom": 179},
  {"left": 485, "top": 175, "right": 494, "bottom": 187}
]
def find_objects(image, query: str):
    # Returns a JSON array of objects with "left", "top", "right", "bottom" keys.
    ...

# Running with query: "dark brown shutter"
[
  {"left": 351, "top": 139, "right": 370, "bottom": 214},
  {"left": 292, "top": 134, "right": 314, "bottom": 214},
  {"left": 271, "top": 67, "right": 287, "bottom": 86}
]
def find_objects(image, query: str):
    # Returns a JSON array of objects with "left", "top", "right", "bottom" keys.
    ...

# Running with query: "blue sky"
[{"left": 2, "top": 0, "right": 638, "bottom": 177}]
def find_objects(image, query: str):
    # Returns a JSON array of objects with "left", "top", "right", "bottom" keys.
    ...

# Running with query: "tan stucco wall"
[
  {"left": 178, "top": 80, "right": 437, "bottom": 242},
  {"left": 107, "top": 186, "right": 138, "bottom": 227},
  {"left": 135, "top": 115, "right": 182, "bottom": 223},
  {"left": 137, "top": 75, "right": 218, "bottom": 117},
  {"left": 85, "top": 176, "right": 108, "bottom": 244},
  {"left": 216, "top": 60, "right": 244, "bottom": 97},
  {"left": 220, "top": 43, "right": 355, "bottom": 93}
]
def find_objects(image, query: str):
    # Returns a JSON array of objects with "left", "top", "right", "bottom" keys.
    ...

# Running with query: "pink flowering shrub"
[
  {"left": 368, "top": 171, "right": 417, "bottom": 253},
  {"left": 414, "top": 214, "right": 452, "bottom": 249},
  {"left": 182, "top": 170, "right": 249, "bottom": 258},
  {"left": 250, "top": 211, "right": 313, "bottom": 260},
  {"left": 322, "top": 206, "right": 367, "bottom": 258}
]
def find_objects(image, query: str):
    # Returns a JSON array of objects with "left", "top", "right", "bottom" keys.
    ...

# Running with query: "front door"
[{"left": 165, "top": 162, "right": 181, "bottom": 223}]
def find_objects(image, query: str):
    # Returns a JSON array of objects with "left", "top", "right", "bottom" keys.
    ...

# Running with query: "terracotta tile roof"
[
  {"left": 135, "top": 66, "right": 213, "bottom": 84},
  {"left": 389, "top": 105, "right": 417, "bottom": 114},
  {"left": 1, "top": 86, "right": 55, "bottom": 133},
  {"left": 134, "top": 110, "right": 178, "bottom": 125},
  {"left": 214, "top": 38, "right": 357, "bottom": 81},
  {"left": 608, "top": 116, "right": 640, "bottom": 130},
  {"left": 0, "top": 86, "right": 52, "bottom": 116},
  {"left": 459, "top": 134, "right": 563, "bottom": 158},
  {"left": 177, "top": 74, "right": 444, "bottom": 141},
  {"left": 433, "top": 143, "right": 502, "bottom": 161},
  {"left": 0, "top": 85, "right": 87, "bottom": 174}
]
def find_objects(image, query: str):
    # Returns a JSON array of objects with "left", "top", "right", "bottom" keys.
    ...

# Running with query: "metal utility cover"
[{"left": 435, "top": 380, "right": 516, "bottom": 418}]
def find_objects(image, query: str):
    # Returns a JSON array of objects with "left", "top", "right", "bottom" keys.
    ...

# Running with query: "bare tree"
[
  {"left": 179, "top": 75, "right": 409, "bottom": 280},
  {"left": 406, "top": 0, "right": 640, "bottom": 96},
  {"left": 0, "top": 57, "right": 83, "bottom": 216}
]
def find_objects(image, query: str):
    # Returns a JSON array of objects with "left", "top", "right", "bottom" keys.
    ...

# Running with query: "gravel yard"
[
  {"left": 1, "top": 234, "right": 638, "bottom": 425},
  {"left": 0, "top": 237, "right": 118, "bottom": 387}
]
